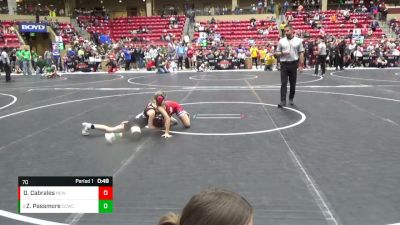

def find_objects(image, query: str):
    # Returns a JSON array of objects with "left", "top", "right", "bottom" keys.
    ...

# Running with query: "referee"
[
  {"left": 275, "top": 24, "right": 304, "bottom": 107},
  {"left": 1, "top": 48, "right": 11, "bottom": 82}
]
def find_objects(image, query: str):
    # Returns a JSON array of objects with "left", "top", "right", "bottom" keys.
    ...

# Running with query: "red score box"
[{"left": 99, "top": 186, "right": 113, "bottom": 200}]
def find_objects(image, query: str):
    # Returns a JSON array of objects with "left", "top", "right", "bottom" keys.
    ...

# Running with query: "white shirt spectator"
[
  {"left": 144, "top": 51, "right": 151, "bottom": 60},
  {"left": 361, "top": 6, "right": 368, "bottom": 12},
  {"left": 354, "top": 49, "right": 363, "bottom": 57},
  {"left": 1, "top": 50, "right": 10, "bottom": 65},
  {"left": 248, "top": 39, "right": 255, "bottom": 45},
  {"left": 199, "top": 25, "right": 204, "bottom": 32},
  {"left": 184, "top": 35, "right": 190, "bottom": 44},
  {"left": 319, "top": 28, "right": 326, "bottom": 37},
  {"left": 388, "top": 42, "right": 396, "bottom": 49},
  {"left": 367, "top": 44, "right": 374, "bottom": 52},
  {"left": 199, "top": 32, "right": 208, "bottom": 39},
  {"left": 238, "top": 52, "right": 246, "bottom": 59},
  {"left": 348, "top": 43, "right": 356, "bottom": 51},
  {"left": 392, "top": 48, "right": 400, "bottom": 56},
  {"left": 149, "top": 48, "right": 158, "bottom": 59},
  {"left": 213, "top": 33, "right": 221, "bottom": 42},
  {"left": 353, "top": 28, "right": 362, "bottom": 36}
]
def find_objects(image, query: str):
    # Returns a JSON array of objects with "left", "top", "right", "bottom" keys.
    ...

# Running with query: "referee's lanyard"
[
  {"left": 287, "top": 38, "right": 293, "bottom": 55},
  {"left": 282, "top": 38, "right": 294, "bottom": 62}
]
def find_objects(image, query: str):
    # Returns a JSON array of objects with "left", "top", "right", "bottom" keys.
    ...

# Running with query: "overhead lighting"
[
  {"left": 100, "top": 0, "right": 103, "bottom": 3},
  {"left": 119, "top": 0, "right": 122, "bottom": 3}
]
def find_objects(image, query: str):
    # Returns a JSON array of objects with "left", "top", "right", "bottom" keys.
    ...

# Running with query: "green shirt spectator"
[
  {"left": 201, "top": 39, "right": 207, "bottom": 47},
  {"left": 36, "top": 57, "right": 47, "bottom": 69},
  {"left": 31, "top": 51, "right": 38, "bottom": 62},
  {"left": 46, "top": 66, "right": 55, "bottom": 73},
  {"left": 159, "top": 46, "right": 167, "bottom": 56},
  {"left": 22, "top": 50, "right": 31, "bottom": 61},
  {"left": 16, "top": 50, "right": 23, "bottom": 61}
]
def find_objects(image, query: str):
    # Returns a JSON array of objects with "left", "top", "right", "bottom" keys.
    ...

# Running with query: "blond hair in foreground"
[{"left": 158, "top": 188, "right": 253, "bottom": 225}]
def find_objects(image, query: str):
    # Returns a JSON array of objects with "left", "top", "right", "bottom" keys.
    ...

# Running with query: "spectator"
[
  {"left": 370, "top": 20, "right": 379, "bottom": 32},
  {"left": 106, "top": 56, "right": 118, "bottom": 73},
  {"left": 155, "top": 53, "right": 169, "bottom": 74},
  {"left": 265, "top": 51, "right": 275, "bottom": 70},
  {"left": 269, "top": 0, "right": 275, "bottom": 13},
  {"left": 376, "top": 54, "right": 387, "bottom": 67},
  {"left": 287, "top": 14, "right": 294, "bottom": 22},
  {"left": 44, "top": 64, "right": 60, "bottom": 78},
  {"left": 210, "top": 17, "right": 216, "bottom": 24},
  {"left": 279, "top": 21, "right": 286, "bottom": 37},
  {"left": 314, "top": 38, "right": 327, "bottom": 76},
  {"left": 176, "top": 43, "right": 187, "bottom": 70},
  {"left": 353, "top": 18, "right": 359, "bottom": 27},
  {"left": 250, "top": 45, "right": 259, "bottom": 69},
  {"left": 250, "top": 18, "right": 256, "bottom": 28},
  {"left": 361, "top": 5, "right": 368, "bottom": 13},
  {"left": 31, "top": 49, "right": 38, "bottom": 70},
  {"left": 186, "top": 45, "right": 194, "bottom": 70},
  {"left": 258, "top": 47, "right": 267, "bottom": 66},
  {"left": 166, "top": 42, "right": 175, "bottom": 60},
  {"left": 123, "top": 48, "right": 131, "bottom": 71},
  {"left": 158, "top": 189, "right": 253, "bottom": 225},
  {"left": 257, "top": 0, "right": 264, "bottom": 14},
  {"left": 353, "top": 45, "right": 363, "bottom": 67},
  {"left": 343, "top": 9, "right": 351, "bottom": 21},
  {"left": 22, "top": 46, "right": 32, "bottom": 76},
  {"left": 283, "top": 0, "right": 289, "bottom": 14},
  {"left": 169, "top": 16, "right": 177, "bottom": 26},
  {"left": 146, "top": 59, "right": 156, "bottom": 71},
  {"left": 297, "top": 4, "right": 304, "bottom": 14},
  {"left": 10, "top": 49, "right": 16, "bottom": 72}
]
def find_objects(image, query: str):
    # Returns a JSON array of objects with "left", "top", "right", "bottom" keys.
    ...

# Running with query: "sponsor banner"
[
  {"left": 55, "top": 36, "right": 63, "bottom": 42},
  {"left": 52, "top": 42, "right": 64, "bottom": 50},
  {"left": 206, "top": 59, "right": 240, "bottom": 70},
  {"left": 19, "top": 23, "right": 47, "bottom": 33}
]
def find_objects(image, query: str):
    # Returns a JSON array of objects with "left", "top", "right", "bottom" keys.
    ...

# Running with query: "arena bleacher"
[
  {"left": 193, "top": 10, "right": 387, "bottom": 49},
  {"left": 0, "top": 20, "right": 20, "bottom": 48},
  {"left": 77, "top": 15, "right": 185, "bottom": 46}
]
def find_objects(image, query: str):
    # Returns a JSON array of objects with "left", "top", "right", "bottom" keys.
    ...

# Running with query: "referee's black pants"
[
  {"left": 280, "top": 61, "right": 298, "bottom": 102},
  {"left": 4, "top": 63, "right": 11, "bottom": 82}
]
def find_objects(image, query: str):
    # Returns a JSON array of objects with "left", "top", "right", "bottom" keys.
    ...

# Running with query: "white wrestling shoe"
[
  {"left": 105, "top": 133, "right": 117, "bottom": 144},
  {"left": 81, "top": 122, "right": 91, "bottom": 136},
  {"left": 130, "top": 126, "right": 142, "bottom": 139}
]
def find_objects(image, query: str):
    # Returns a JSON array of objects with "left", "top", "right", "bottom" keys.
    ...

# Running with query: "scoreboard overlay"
[{"left": 18, "top": 176, "right": 113, "bottom": 214}]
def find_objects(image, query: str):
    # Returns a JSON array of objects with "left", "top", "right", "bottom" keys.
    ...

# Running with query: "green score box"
[{"left": 99, "top": 200, "right": 113, "bottom": 213}]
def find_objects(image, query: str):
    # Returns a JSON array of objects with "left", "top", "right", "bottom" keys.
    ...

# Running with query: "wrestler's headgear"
[{"left": 154, "top": 91, "right": 166, "bottom": 106}]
